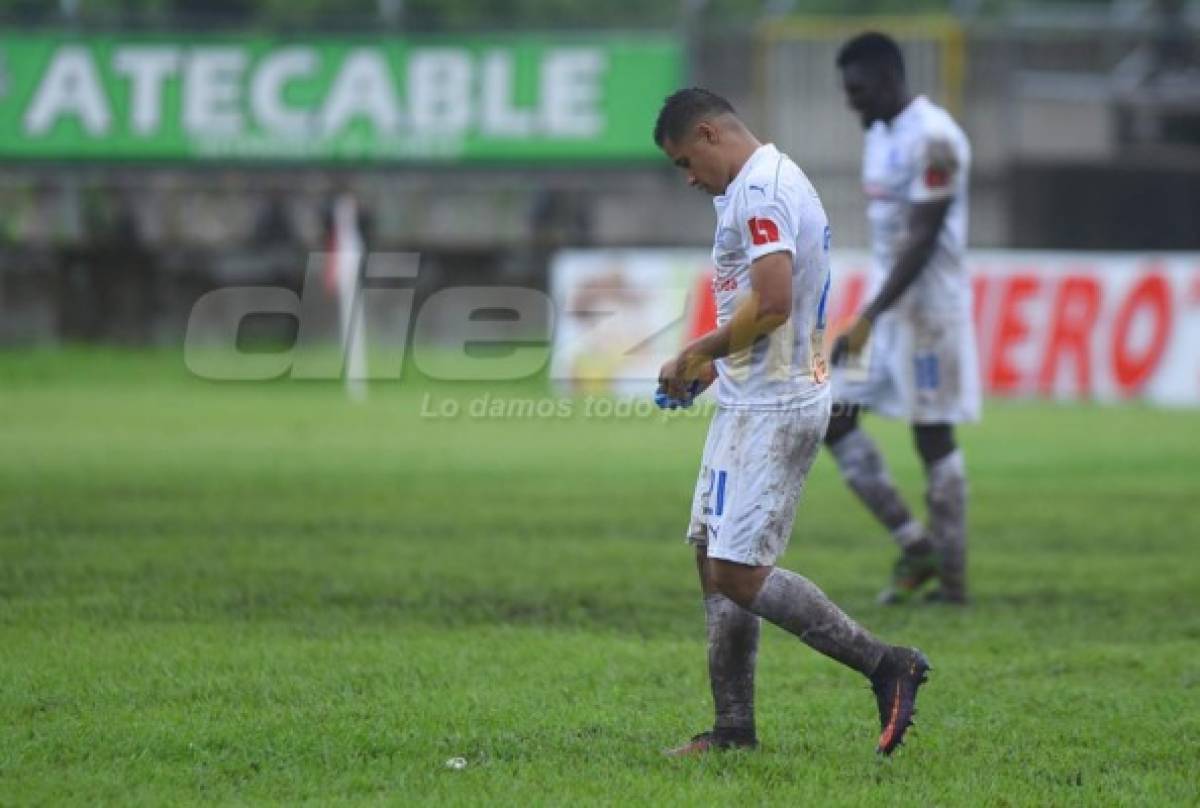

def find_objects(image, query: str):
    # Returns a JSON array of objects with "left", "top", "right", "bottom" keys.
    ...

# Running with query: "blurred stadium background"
[
  {"left": 1, "top": 0, "right": 1198, "bottom": 354},
  {"left": 2, "top": 1, "right": 1199, "bottom": 804}
]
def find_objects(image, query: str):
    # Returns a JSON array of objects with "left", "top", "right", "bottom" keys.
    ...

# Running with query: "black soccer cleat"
[
  {"left": 869, "top": 646, "right": 931, "bottom": 756},
  {"left": 922, "top": 586, "right": 969, "bottom": 606},
  {"left": 663, "top": 729, "right": 758, "bottom": 757},
  {"left": 877, "top": 544, "right": 942, "bottom": 605}
]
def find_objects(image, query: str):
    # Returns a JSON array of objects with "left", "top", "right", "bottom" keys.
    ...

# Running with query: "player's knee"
[
  {"left": 695, "top": 545, "right": 719, "bottom": 595},
  {"left": 914, "top": 424, "right": 956, "bottom": 465},
  {"left": 709, "top": 559, "right": 770, "bottom": 608}
]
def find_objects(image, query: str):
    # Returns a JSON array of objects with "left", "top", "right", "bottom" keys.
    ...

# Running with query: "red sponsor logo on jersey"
[
  {"left": 748, "top": 217, "right": 780, "bottom": 245},
  {"left": 924, "top": 166, "right": 950, "bottom": 189},
  {"left": 713, "top": 274, "right": 738, "bottom": 293}
]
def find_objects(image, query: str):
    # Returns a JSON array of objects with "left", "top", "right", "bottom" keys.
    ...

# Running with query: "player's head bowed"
[
  {"left": 653, "top": 88, "right": 754, "bottom": 197},
  {"left": 837, "top": 31, "right": 909, "bottom": 129}
]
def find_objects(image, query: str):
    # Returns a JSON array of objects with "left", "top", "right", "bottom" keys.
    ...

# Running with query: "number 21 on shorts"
[{"left": 702, "top": 468, "right": 727, "bottom": 516}]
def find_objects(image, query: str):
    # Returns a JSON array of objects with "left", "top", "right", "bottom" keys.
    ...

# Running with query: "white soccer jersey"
[
  {"left": 862, "top": 95, "right": 971, "bottom": 318},
  {"left": 709, "top": 143, "right": 832, "bottom": 410}
]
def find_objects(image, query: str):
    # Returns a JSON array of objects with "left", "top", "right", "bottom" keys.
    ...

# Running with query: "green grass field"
[{"left": 2, "top": 349, "right": 1198, "bottom": 806}]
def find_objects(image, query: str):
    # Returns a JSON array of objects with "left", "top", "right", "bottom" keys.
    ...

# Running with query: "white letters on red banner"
[
  {"left": 550, "top": 249, "right": 1200, "bottom": 406},
  {"left": 823, "top": 252, "right": 1200, "bottom": 406}
]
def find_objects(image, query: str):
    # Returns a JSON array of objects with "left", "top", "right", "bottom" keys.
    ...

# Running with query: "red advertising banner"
[
  {"left": 550, "top": 249, "right": 1200, "bottom": 406},
  {"left": 825, "top": 251, "right": 1200, "bottom": 406}
]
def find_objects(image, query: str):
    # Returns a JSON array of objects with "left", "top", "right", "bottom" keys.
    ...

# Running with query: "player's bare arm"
[
  {"left": 659, "top": 251, "right": 792, "bottom": 398},
  {"left": 832, "top": 194, "right": 952, "bottom": 364},
  {"left": 864, "top": 195, "right": 953, "bottom": 322}
]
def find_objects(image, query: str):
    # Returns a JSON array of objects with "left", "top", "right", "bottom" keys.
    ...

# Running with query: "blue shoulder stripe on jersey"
[{"left": 816, "top": 269, "right": 831, "bottom": 329}]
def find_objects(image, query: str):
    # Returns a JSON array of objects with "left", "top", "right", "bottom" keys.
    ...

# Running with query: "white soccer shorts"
[
  {"left": 830, "top": 311, "right": 981, "bottom": 424},
  {"left": 685, "top": 391, "right": 830, "bottom": 566}
]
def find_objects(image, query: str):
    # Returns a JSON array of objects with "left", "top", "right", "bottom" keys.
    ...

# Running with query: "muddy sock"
[
  {"left": 748, "top": 568, "right": 888, "bottom": 676},
  {"left": 829, "top": 429, "right": 925, "bottom": 550},
  {"left": 704, "top": 593, "right": 759, "bottom": 739},
  {"left": 926, "top": 449, "right": 968, "bottom": 597}
]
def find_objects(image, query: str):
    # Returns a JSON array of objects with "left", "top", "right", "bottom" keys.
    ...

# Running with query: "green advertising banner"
[{"left": 0, "top": 33, "right": 681, "bottom": 163}]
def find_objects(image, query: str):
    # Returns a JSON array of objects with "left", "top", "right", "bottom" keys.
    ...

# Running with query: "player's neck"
[
  {"left": 725, "top": 134, "right": 763, "bottom": 189},
  {"left": 883, "top": 91, "right": 914, "bottom": 125}
]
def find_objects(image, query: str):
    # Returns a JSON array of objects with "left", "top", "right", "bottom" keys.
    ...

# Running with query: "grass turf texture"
[{"left": 2, "top": 349, "right": 1198, "bottom": 806}]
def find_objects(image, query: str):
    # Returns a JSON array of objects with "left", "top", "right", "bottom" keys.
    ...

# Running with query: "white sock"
[
  {"left": 830, "top": 429, "right": 921, "bottom": 549},
  {"left": 704, "top": 594, "right": 759, "bottom": 736},
  {"left": 926, "top": 449, "right": 968, "bottom": 595},
  {"left": 748, "top": 567, "right": 888, "bottom": 676}
]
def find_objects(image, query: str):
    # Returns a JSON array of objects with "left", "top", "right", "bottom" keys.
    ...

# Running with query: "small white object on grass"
[{"left": 445, "top": 757, "right": 468, "bottom": 770}]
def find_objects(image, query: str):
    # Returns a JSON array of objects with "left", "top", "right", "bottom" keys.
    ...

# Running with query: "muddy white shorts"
[
  {"left": 685, "top": 391, "right": 830, "bottom": 566},
  {"left": 830, "top": 310, "right": 981, "bottom": 424}
]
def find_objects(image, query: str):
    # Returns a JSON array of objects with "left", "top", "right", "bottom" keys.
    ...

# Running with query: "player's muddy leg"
[
  {"left": 916, "top": 425, "right": 968, "bottom": 603},
  {"left": 712, "top": 559, "right": 929, "bottom": 756},
  {"left": 696, "top": 546, "right": 759, "bottom": 744},
  {"left": 712, "top": 560, "right": 887, "bottom": 677},
  {"left": 826, "top": 410, "right": 927, "bottom": 551},
  {"left": 925, "top": 451, "right": 967, "bottom": 601}
]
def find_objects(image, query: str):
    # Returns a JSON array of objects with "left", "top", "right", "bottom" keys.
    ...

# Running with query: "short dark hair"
[
  {"left": 836, "top": 32, "right": 905, "bottom": 78},
  {"left": 653, "top": 88, "right": 735, "bottom": 147}
]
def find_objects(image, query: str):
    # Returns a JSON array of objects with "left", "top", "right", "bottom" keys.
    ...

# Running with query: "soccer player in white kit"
[
  {"left": 652, "top": 88, "right": 929, "bottom": 757},
  {"left": 826, "top": 33, "right": 979, "bottom": 606}
]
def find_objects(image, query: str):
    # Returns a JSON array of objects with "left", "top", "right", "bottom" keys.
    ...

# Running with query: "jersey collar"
[
  {"left": 887, "top": 95, "right": 927, "bottom": 132},
  {"left": 715, "top": 143, "right": 777, "bottom": 208}
]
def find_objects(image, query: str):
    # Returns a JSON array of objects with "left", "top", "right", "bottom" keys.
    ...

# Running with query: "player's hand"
[
  {"left": 657, "top": 355, "right": 685, "bottom": 400},
  {"left": 690, "top": 360, "right": 717, "bottom": 397},
  {"left": 830, "top": 316, "right": 872, "bottom": 366},
  {"left": 654, "top": 380, "right": 701, "bottom": 410},
  {"left": 658, "top": 351, "right": 704, "bottom": 400},
  {"left": 655, "top": 357, "right": 716, "bottom": 409}
]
